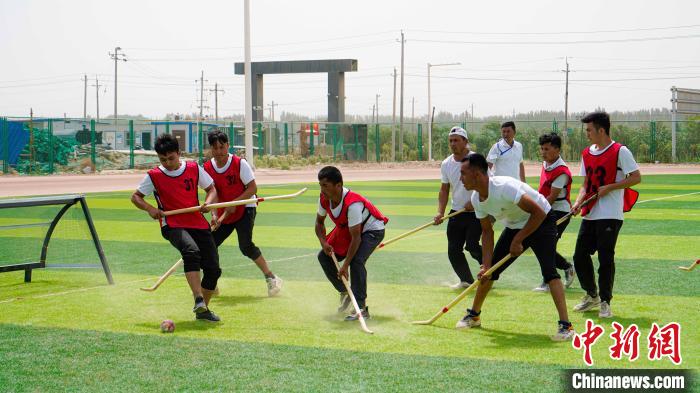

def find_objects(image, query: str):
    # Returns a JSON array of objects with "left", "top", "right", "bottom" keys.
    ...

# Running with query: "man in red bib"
[
  {"left": 533, "top": 132, "right": 576, "bottom": 292},
  {"left": 571, "top": 112, "right": 641, "bottom": 318},
  {"left": 204, "top": 130, "right": 282, "bottom": 297},
  {"left": 131, "top": 134, "right": 222, "bottom": 322},
  {"left": 315, "top": 166, "right": 388, "bottom": 321}
]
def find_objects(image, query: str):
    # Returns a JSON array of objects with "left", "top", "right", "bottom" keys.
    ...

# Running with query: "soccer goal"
[{"left": 0, "top": 194, "right": 113, "bottom": 284}]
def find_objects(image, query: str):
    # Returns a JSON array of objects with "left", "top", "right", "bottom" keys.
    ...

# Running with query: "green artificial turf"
[{"left": 0, "top": 174, "right": 698, "bottom": 392}]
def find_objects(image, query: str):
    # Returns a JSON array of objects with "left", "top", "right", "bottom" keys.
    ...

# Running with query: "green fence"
[{"left": 1, "top": 116, "right": 699, "bottom": 174}]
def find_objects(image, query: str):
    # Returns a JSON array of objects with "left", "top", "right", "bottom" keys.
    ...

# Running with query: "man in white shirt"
[
  {"left": 571, "top": 112, "right": 641, "bottom": 318},
  {"left": 315, "top": 166, "right": 388, "bottom": 321},
  {"left": 533, "top": 133, "right": 576, "bottom": 292},
  {"left": 455, "top": 153, "right": 574, "bottom": 341},
  {"left": 486, "top": 121, "right": 526, "bottom": 182},
  {"left": 435, "top": 127, "right": 482, "bottom": 288}
]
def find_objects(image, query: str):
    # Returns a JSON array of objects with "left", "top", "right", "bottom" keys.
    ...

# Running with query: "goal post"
[{"left": 0, "top": 194, "right": 114, "bottom": 284}]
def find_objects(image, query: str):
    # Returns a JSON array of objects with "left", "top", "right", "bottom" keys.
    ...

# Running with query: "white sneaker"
[
  {"left": 532, "top": 282, "right": 549, "bottom": 292},
  {"left": 564, "top": 267, "right": 576, "bottom": 288},
  {"left": 455, "top": 311, "right": 481, "bottom": 329},
  {"left": 450, "top": 281, "right": 472, "bottom": 290},
  {"left": 574, "top": 294, "right": 601, "bottom": 312},
  {"left": 266, "top": 276, "right": 283, "bottom": 297},
  {"left": 599, "top": 301, "right": 613, "bottom": 318},
  {"left": 338, "top": 292, "right": 351, "bottom": 313},
  {"left": 551, "top": 323, "right": 575, "bottom": 341}
]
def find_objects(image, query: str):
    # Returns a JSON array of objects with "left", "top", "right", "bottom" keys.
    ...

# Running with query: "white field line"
[
  {"left": 636, "top": 191, "right": 700, "bottom": 204},
  {"left": 0, "top": 251, "right": 317, "bottom": 304}
]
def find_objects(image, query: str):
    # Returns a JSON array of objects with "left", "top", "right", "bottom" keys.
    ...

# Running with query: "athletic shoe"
[
  {"left": 599, "top": 301, "right": 613, "bottom": 318},
  {"left": 449, "top": 281, "right": 473, "bottom": 290},
  {"left": 266, "top": 276, "right": 283, "bottom": 297},
  {"left": 455, "top": 310, "right": 481, "bottom": 329},
  {"left": 344, "top": 307, "right": 370, "bottom": 321},
  {"left": 196, "top": 310, "right": 220, "bottom": 322},
  {"left": 532, "top": 282, "right": 549, "bottom": 292},
  {"left": 338, "top": 292, "right": 352, "bottom": 313},
  {"left": 564, "top": 267, "right": 576, "bottom": 288},
  {"left": 193, "top": 297, "right": 207, "bottom": 314},
  {"left": 551, "top": 322, "right": 575, "bottom": 341},
  {"left": 573, "top": 294, "right": 601, "bottom": 312}
]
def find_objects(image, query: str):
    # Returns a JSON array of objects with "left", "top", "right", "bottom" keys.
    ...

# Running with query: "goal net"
[{"left": 0, "top": 194, "right": 113, "bottom": 284}]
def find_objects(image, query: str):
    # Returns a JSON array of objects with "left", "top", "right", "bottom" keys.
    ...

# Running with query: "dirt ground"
[{"left": 1, "top": 161, "right": 699, "bottom": 198}]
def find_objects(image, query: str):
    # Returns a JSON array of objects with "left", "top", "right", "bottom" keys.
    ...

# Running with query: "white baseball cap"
[{"left": 448, "top": 126, "right": 468, "bottom": 139}]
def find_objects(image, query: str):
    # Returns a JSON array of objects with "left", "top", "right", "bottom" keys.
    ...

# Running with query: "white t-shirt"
[
  {"left": 542, "top": 157, "right": 571, "bottom": 213},
  {"left": 137, "top": 161, "right": 213, "bottom": 196},
  {"left": 317, "top": 187, "right": 385, "bottom": 232},
  {"left": 487, "top": 139, "right": 523, "bottom": 180},
  {"left": 440, "top": 153, "right": 474, "bottom": 211},
  {"left": 579, "top": 142, "right": 639, "bottom": 221},
  {"left": 209, "top": 154, "right": 257, "bottom": 208},
  {"left": 472, "top": 176, "right": 551, "bottom": 230}
]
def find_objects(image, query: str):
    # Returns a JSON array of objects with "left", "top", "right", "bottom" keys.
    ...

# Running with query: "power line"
[
  {"left": 409, "top": 23, "right": 700, "bottom": 36},
  {"left": 411, "top": 33, "right": 700, "bottom": 45},
  {"left": 125, "top": 30, "right": 396, "bottom": 51}
]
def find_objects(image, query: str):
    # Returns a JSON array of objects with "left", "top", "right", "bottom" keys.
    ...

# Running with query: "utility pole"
[
  {"left": 398, "top": 30, "right": 406, "bottom": 160},
  {"left": 83, "top": 74, "right": 87, "bottom": 120},
  {"left": 471, "top": 103, "right": 474, "bottom": 133},
  {"left": 91, "top": 77, "right": 102, "bottom": 121},
  {"left": 243, "top": 0, "right": 254, "bottom": 164},
  {"left": 411, "top": 97, "right": 415, "bottom": 122},
  {"left": 267, "top": 101, "right": 278, "bottom": 123},
  {"left": 197, "top": 70, "right": 208, "bottom": 121},
  {"left": 109, "top": 47, "right": 127, "bottom": 127},
  {"left": 392, "top": 67, "right": 397, "bottom": 161},
  {"left": 209, "top": 83, "right": 225, "bottom": 121},
  {"left": 563, "top": 57, "right": 570, "bottom": 136},
  {"left": 375, "top": 94, "right": 380, "bottom": 124},
  {"left": 371, "top": 104, "right": 376, "bottom": 123}
]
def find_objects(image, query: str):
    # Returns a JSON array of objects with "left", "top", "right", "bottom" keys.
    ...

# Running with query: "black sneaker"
[
  {"left": 196, "top": 310, "right": 220, "bottom": 322},
  {"left": 344, "top": 307, "right": 370, "bottom": 321},
  {"left": 193, "top": 297, "right": 208, "bottom": 314}
]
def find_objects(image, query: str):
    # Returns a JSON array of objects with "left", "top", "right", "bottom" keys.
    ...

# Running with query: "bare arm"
[
  {"left": 315, "top": 214, "right": 333, "bottom": 256},
  {"left": 477, "top": 217, "right": 494, "bottom": 281},
  {"left": 597, "top": 170, "right": 641, "bottom": 198},
  {"left": 546, "top": 186, "right": 563, "bottom": 206},
  {"left": 510, "top": 194, "right": 547, "bottom": 256},
  {"left": 519, "top": 162, "right": 526, "bottom": 182},
  {"left": 131, "top": 191, "right": 162, "bottom": 220},
  {"left": 434, "top": 183, "right": 450, "bottom": 225}
]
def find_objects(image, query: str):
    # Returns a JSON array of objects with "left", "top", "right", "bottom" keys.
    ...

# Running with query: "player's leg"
[
  {"left": 191, "top": 229, "right": 222, "bottom": 322},
  {"left": 344, "top": 230, "right": 384, "bottom": 321},
  {"left": 573, "top": 220, "right": 601, "bottom": 311},
  {"left": 594, "top": 219, "right": 623, "bottom": 318},
  {"left": 457, "top": 228, "right": 517, "bottom": 329},
  {"left": 162, "top": 226, "right": 207, "bottom": 313},
  {"left": 235, "top": 207, "right": 282, "bottom": 296},
  {"left": 446, "top": 211, "right": 473, "bottom": 286}
]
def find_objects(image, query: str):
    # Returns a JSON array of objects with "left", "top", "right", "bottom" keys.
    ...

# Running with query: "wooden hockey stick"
[
  {"left": 376, "top": 209, "right": 467, "bottom": 250},
  {"left": 140, "top": 259, "right": 183, "bottom": 292},
  {"left": 331, "top": 252, "right": 373, "bottom": 334},
  {"left": 162, "top": 187, "right": 308, "bottom": 217}
]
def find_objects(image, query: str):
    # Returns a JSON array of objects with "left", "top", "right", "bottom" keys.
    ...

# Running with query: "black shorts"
[
  {"left": 489, "top": 211, "right": 561, "bottom": 283},
  {"left": 161, "top": 226, "right": 219, "bottom": 273}
]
